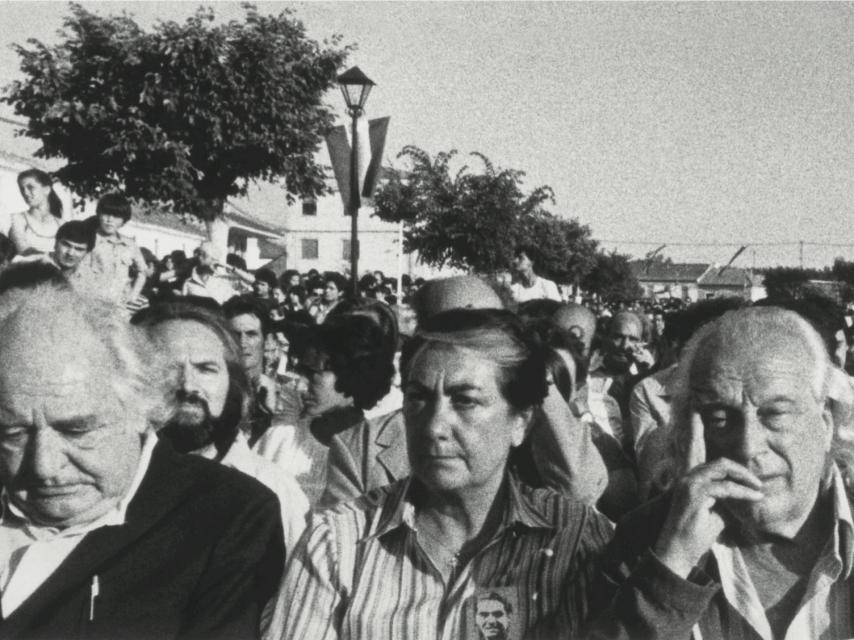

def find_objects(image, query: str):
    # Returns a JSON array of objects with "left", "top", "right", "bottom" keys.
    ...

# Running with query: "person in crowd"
[
  {"left": 586, "top": 306, "right": 854, "bottom": 640},
  {"left": 553, "top": 302, "right": 598, "bottom": 359},
  {"left": 181, "top": 263, "right": 215, "bottom": 298},
  {"left": 0, "top": 281, "right": 283, "bottom": 638},
  {"left": 510, "top": 244, "right": 562, "bottom": 303},
  {"left": 279, "top": 284, "right": 314, "bottom": 327},
  {"left": 267, "top": 308, "right": 612, "bottom": 639},
  {"left": 587, "top": 310, "right": 655, "bottom": 448},
  {"left": 280, "top": 269, "right": 300, "bottom": 293},
  {"left": 541, "top": 333, "right": 639, "bottom": 522},
  {"left": 45, "top": 219, "right": 94, "bottom": 279},
  {"left": 357, "top": 273, "right": 378, "bottom": 298},
  {"left": 630, "top": 298, "right": 746, "bottom": 500},
  {"left": 10, "top": 168, "right": 65, "bottom": 256},
  {"left": 308, "top": 271, "right": 348, "bottom": 323},
  {"left": 254, "top": 312, "right": 395, "bottom": 506},
  {"left": 222, "top": 295, "right": 302, "bottom": 439},
  {"left": 182, "top": 240, "right": 254, "bottom": 304},
  {"left": 321, "top": 277, "right": 608, "bottom": 511},
  {"left": 253, "top": 268, "right": 277, "bottom": 307},
  {"left": 134, "top": 301, "right": 308, "bottom": 554},
  {"left": 73, "top": 192, "right": 148, "bottom": 308}
]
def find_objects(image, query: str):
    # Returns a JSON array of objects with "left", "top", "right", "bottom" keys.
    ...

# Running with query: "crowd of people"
[{"left": 4, "top": 168, "right": 854, "bottom": 639}]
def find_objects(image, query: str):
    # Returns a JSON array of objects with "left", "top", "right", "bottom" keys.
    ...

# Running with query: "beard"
[{"left": 160, "top": 391, "right": 219, "bottom": 454}]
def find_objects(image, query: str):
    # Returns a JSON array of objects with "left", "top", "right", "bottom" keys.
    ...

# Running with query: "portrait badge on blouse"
[{"left": 469, "top": 586, "right": 522, "bottom": 640}]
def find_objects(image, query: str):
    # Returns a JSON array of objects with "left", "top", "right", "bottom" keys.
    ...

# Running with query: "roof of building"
[
  {"left": 698, "top": 265, "right": 754, "bottom": 287},
  {"left": 630, "top": 261, "right": 710, "bottom": 282}
]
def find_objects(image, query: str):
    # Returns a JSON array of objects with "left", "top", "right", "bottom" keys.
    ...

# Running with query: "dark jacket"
[{"left": 1, "top": 441, "right": 285, "bottom": 640}]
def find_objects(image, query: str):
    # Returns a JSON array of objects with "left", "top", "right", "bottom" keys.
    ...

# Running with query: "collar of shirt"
[
  {"left": 710, "top": 464, "right": 854, "bottom": 640},
  {"left": 97, "top": 232, "right": 131, "bottom": 247},
  {"left": 0, "top": 430, "right": 158, "bottom": 540},
  {"left": 359, "top": 474, "right": 556, "bottom": 544}
]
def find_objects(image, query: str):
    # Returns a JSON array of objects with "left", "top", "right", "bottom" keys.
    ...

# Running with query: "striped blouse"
[{"left": 264, "top": 476, "right": 613, "bottom": 640}]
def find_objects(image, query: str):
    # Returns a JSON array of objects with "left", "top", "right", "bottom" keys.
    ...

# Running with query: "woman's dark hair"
[
  {"left": 17, "top": 168, "right": 63, "bottom": 220},
  {"left": 401, "top": 308, "right": 548, "bottom": 412},
  {"left": 96, "top": 192, "right": 132, "bottom": 223},
  {"left": 301, "top": 313, "right": 395, "bottom": 411}
]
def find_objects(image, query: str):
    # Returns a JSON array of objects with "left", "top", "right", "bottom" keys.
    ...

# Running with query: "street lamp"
[{"left": 337, "top": 66, "right": 375, "bottom": 296}]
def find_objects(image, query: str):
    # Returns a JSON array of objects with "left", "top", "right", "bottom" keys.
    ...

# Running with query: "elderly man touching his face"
[
  {"left": 586, "top": 306, "right": 854, "bottom": 640},
  {"left": 0, "top": 282, "right": 284, "bottom": 639}
]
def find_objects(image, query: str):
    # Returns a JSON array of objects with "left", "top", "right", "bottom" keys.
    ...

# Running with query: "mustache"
[{"left": 171, "top": 390, "right": 213, "bottom": 414}]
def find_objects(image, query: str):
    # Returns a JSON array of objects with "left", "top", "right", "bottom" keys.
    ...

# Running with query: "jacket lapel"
[
  {"left": 1, "top": 441, "right": 198, "bottom": 635},
  {"left": 374, "top": 410, "right": 410, "bottom": 482}
]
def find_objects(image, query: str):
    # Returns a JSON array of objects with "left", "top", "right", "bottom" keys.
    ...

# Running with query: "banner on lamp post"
[{"left": 325, "top": 116, "right": 390, "bottom": 214}]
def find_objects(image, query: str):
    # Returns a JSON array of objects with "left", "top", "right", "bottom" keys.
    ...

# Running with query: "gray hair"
[{"left": 0, "top": 283, "right": 164, "bottom": 432}]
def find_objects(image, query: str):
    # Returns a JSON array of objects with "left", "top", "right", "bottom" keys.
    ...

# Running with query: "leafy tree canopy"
[
  {"left": 373, "top": 145, "right": 597, "bottom": 280},
  {"left": 760, "top": 265, "right": 830, "bottom": 299},
  {"left": 581, "top": 250, "right": 643, "bottom": 303},
  {"left": 4, "top": 2, "right": 350, "bottom": 218}
]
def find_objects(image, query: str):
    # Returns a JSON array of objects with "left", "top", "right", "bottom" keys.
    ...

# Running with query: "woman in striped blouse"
[{"left": 266, "top": 308, "right": 613, "bottom": 639}]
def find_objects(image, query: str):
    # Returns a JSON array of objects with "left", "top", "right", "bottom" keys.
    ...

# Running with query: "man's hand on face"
[
  {"left": 653, "top": 412, "right": 763, "bottom": 578},
  {"left": 629, "top": 343, "right": 655, "bottom": 370}
]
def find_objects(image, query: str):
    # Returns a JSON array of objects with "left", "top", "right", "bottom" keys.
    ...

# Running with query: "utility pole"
[{"left": 799, "top": 240, "right": 804, "bottom": 269}]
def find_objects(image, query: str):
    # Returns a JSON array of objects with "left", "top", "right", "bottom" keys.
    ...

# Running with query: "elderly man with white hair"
[
  {"left": 585, "top": 306, "right": 854, "bottom": 640},
  {"left": 0, "top": 278, "right": 284, "bottom": 639}
]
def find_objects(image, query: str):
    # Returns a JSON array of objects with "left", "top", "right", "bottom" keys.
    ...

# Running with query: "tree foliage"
[
  {"left": 4, "top": 3, "right": 350, "bottom": 218},
  {"left": 373, "top": 145, "right": 597, "bottom": 280},
  {"left": 581, "top": 250, "right": 643, "bottom": 303},
  {"left": 760, "top": 266, "right": 830, "bottom": 299}
]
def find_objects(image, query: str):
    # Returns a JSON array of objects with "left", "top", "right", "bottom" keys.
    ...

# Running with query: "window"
[
  {"left": 301, "top": 239, "right": 319, "bottom": 260},
  {"left": 302, "top": 199, "right": 317, "bottom": 216},
  {"left": 342, "top": 239, "right": 352, "bottom": 261}
]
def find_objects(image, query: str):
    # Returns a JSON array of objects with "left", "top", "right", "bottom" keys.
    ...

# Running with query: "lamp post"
[{"left": 337, "top": 66, "right": 375, "bottom": 297}]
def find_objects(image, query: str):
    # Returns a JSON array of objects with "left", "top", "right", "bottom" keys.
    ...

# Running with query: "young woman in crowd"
[{"left": 10, "top": 168, "right": 65, "bottom": 256}]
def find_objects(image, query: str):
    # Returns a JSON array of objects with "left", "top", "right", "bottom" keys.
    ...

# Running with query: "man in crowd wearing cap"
[{"left": 0, "top": 281, "right": 283, "bottom": 638}]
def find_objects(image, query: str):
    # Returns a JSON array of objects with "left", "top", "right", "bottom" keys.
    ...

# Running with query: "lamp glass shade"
[{"left": 337, "top": 66, "right": 375, "bottom": 110}]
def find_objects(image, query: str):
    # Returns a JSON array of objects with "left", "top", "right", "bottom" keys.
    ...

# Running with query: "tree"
[
  {"left": 373, "top": 146, "right": 596, "bottom": 278},
  {"left": 582, "top": 250, "right": 642, "bottom": 303},
  {"left": 761, "top": 266, "right": 829, "bottom": 299},
  {"left": 518, "top": 212, "right": 598, "bottom": 286},
  {"left": 4, "top": 3, "right": 350, "bottom": 226}
]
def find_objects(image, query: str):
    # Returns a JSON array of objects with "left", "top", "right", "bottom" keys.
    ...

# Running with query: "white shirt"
[
  {"left": 511, "top": 275, "right": 561, "bottom": 303},
  {"left": 198, "top": 432, "right": 308, "bottom": 553},
  {"left": 0, "top": 432, "right": 157, "bottom": 617}
]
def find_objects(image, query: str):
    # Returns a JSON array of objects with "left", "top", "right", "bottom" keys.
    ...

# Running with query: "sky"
[{"left": 2, "top": 1, "right": 854, "bottom": 268}]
